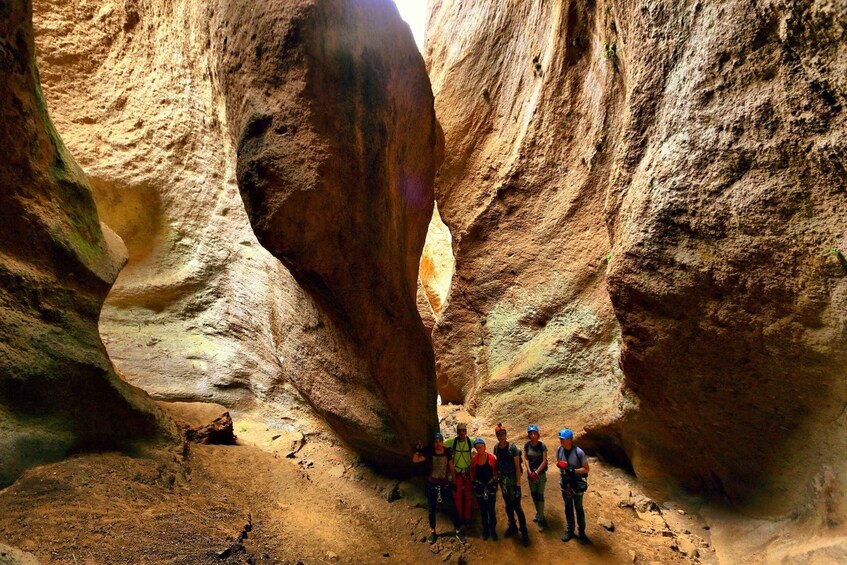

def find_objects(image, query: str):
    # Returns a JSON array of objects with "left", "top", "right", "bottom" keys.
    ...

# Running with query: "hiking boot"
[
  {"left": 482, "top": 529, "right": 490, "bottom": 541},
  {"left": 428, "top": 532, "right": 438, "bottom": 544},
  {"left": 521, "top": 531, "right": 530, "bottom": 547},
  {"left": 561, "top": 531, "right": 574, "bottom": 542},
  {"left": 577, "top": 532, "right": 589, "bottom": 545},
  {"left": 532, "top": 515, "right": 539, "bottom": 523},
  {"left": 537, "top": 518, "right": 547, "bottom": 531},
  {"left": 504, "top": 525, "right": 517, "bottom": 538},
  {"left": 456, "top": 531, "right": 467, "bottom": 544},
  {"left": 491, "top": 530, "right": 499, "bottom": 541}
]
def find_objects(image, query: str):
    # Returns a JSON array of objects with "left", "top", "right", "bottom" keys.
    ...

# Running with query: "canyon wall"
[
  {"left": 34, "top": 0, "right": 439, "bottom": 470},
  {"left": 426, "top": 0, "right": 624, "bottom": 445},
  {"left": 33, "top": 0, "right": 314, "bottom": 424},
  {"left": 426, "top": 0, "right": 846, "bottom": 515},
  {"left": 0, "top": 0, "right": 169, "bottom": 486}
]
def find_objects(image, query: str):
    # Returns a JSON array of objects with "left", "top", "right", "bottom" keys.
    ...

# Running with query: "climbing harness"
[{"left": 473, "top": 478, "right": 498, "bottom": 501}]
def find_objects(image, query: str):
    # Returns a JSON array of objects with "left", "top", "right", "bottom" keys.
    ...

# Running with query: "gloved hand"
[
  {"left": 515, "top": 486, "right": 522, "bottom": 500},
  {"left": 529, "top": 471, "right": 538, "bottom": 481},
  {"left": 557, "top": 460, "right": 568, "bottom": 470},
  {"left": 415, "top": 441, "right": 424, "bottom": 453}
]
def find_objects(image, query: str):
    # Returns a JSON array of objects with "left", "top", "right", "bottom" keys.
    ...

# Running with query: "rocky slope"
[
  {"left": 426, "top": 0, "right": 846, "bottom": 517},
  {"left": 33, "top": 0, "right": 440, "bottom": 470},
  {"left": 0, "top": 0, "right": 170, "bottom": 487}
]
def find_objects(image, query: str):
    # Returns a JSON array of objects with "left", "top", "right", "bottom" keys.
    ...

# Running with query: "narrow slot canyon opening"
[{"left": 418, "top": 203, "right": 455, "bottom": 322}]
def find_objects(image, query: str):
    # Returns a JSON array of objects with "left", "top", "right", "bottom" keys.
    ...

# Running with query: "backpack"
[{"left": 449, "top": 436, "right": 473, "bottom": 453}]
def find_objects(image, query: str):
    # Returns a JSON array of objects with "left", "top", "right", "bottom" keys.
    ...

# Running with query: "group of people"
[{"left": 412, "top": 422, "right": 590, "bottom": 547}]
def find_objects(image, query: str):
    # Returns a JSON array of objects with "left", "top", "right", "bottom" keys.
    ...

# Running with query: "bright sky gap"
[{"left": 392, "top": 0, "right": 427, "bottom": 51}]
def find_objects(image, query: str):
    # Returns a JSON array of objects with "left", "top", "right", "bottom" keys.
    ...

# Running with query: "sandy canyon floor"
[{"left": 0, "top": 404, "right": 831, "bottom": 564}]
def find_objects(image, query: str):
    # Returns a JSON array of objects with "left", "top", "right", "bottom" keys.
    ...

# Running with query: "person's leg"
[
  {"left": 461, "top": 476, "right": 473, "bottom": 521},
  {"left": 487, "top": 494, "right": 498, "bottom": 534},
  {"left": 529, "top": 478, "right": 540, "bottom": 520},
  {"left": 425, "top": 484, "right": 438, "bottom": 542},
  {"left": 514, "top": 488, "right": 528, "bottom": 531},
  {"left": 476, "top": 495, "right": 490, "bottom": 538},
  {"left": 561, "top": 485, "right": 576, "bottom": 541},
  {"left": 445, "top": 487, "right": 462, "bottom": 531},
  {"left": 501, "top": 480, "right": 517, "bottom": 534},
  {"left": 514, "top": 486, "right": 528, "bottom": 545},
  {"left": 574, "top": 492, "right": 586, "bottom": 537},
  {"left": 453, "top": 474, "right": 465, "bottom": 523},
  {"left": 536, "top": 473, "right": 547, "bottom": 524}
]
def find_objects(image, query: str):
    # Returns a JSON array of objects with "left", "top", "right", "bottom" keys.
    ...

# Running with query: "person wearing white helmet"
[{"left": 555, "top": 428, "right": 590, "bottom": 543}]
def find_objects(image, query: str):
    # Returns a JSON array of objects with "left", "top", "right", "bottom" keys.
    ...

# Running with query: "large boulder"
[
  {"left": 216, "top": 0, "right": 441, "bottom": 468},
  {"left": 426, "top": 0, "right": 846, "bottom": 515},
  {"left": 0, "top": 0, "right": 170, "bottom": 487}
]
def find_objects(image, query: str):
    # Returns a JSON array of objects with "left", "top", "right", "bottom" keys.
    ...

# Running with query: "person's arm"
[
  {"left": 448, "top": 458, "right": 457, "bottom": 482},
  {"left": 412, "top": 442, "right": 426, "bottom": 463},
  {"left": 537, "top": 447, "right": 548, "bottom": 474},
  {"left": 573, "top": 450, "right": 590, "bottom": 475},
  {"left": 513, "top": 452, "right": 522, "bottom": 481},
  {"left": 523, "top": 445, "right": 532, "bottom": 477},
  {"left": 492, "top": 454, "right": 500, "bottom": 481}
]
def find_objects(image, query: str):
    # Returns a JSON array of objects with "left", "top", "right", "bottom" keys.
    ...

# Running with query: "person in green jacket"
[{"left": 447, "top": 423, "right": 475, "bottom": 526}]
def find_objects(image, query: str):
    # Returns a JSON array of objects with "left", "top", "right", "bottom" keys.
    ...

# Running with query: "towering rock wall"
[
  {"left": 34, "top": 0, "right": 440, "bottom": 471},
  {"left": 426, "top": 0, "right": 846, "bottom": 515},
  {"left": 426, "top": 0, "right": 624, "bottom": 441},
  {"left": 0, "top": 0, "right": 169, "bottom": 487}
]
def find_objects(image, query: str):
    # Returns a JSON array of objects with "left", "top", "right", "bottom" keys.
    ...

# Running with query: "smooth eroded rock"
[
  {"left": 426, "top": 0, "right": 623, "bottom": 440},
  {"left": 34, "top": 0, "right": 440, "bottom": 473},
  {"left": 217, "top": 0, "right": 441, "bottom": 470},
  {"left": 33, "top": 0, "right": 316, "bottom": 424},
  {"left": 0, "top": 0, "right": 171, "bottom": 487}
]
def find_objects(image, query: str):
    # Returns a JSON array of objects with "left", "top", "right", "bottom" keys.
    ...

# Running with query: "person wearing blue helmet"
[
  {"left": 469, "top": 438, "right": 500, "bottom": 541},
  {"left": 413, "top": 432, "right": 465, "bottom": 544},
  {"left": 523, "top": 424, "right": 548, "bottom": 529},
  {"left": 555, "top": 428, "right": 590, "bottom": 543}
]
